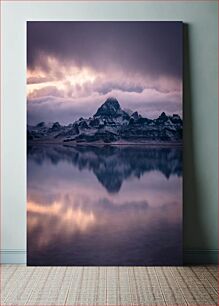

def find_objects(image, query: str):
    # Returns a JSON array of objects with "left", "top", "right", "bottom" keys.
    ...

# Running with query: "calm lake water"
[{"left": 27, "top": 144, "right": 182, "bottom": 266}]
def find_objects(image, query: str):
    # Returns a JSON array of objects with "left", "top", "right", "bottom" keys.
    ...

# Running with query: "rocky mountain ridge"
[{"left": 27, "top": 97, "right": 183, "bottom": 143}]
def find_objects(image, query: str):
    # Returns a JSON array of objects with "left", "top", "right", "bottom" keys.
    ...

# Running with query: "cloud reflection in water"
[{"left": 27, "top": 145, "right": 182, "bottom": 265}]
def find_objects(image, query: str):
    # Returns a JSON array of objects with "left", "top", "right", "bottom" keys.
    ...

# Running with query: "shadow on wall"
[{"left": 183, "top": 23, "right": 207, "bottom": 259}]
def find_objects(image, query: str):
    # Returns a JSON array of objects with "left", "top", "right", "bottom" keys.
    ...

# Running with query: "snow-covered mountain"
[{"left": 27, "top": 97, "right": 183, "bottom": 143}]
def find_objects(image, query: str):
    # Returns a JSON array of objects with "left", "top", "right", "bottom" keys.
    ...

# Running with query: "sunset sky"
[{"left": 27, "top": 21, "right": 182, "bottom": 125}]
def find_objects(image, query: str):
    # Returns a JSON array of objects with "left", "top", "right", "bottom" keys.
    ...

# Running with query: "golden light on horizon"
[{"left": 27, "top": 56, "right": 101, "bottom": 99}]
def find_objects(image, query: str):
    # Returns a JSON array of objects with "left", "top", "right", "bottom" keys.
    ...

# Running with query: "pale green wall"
[{"left": 1, "top": 1, "right": 218, "bottom": 263}]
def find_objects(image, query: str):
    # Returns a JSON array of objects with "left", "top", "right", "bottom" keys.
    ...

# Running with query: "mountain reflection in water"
[
  {"left": 27, "top": 144, "right": 182, "bottom": 266},
  {"left": 27, "top": 145, "right": 182, "bottom": 193}
]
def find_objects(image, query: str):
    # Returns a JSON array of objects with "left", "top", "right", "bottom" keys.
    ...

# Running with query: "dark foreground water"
[{"left": 27, "top": 144, "right": 182, "bottom": 266}]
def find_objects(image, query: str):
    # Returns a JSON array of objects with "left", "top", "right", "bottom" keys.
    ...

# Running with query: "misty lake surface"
[{"left": 27, "top": 144, "right": 182, "bottom": 266}]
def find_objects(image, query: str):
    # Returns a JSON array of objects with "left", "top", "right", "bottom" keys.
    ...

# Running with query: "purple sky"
[{"left": 27, "top": 21, "right": 183, "bottom": 125}]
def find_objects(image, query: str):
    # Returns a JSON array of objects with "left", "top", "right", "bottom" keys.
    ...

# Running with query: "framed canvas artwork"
[{"left": 27, "top": 21, "right": 183, "bottom": 266}]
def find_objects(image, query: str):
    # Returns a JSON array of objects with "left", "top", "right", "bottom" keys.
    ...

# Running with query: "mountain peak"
[
  {"left": 160, "top": 112, "right": 167, "bottom": 118},
  {"left": 36, "top": 121, "right": 46, "bottom": 128},
  {"left": 157, "top": 112, "right": 168, "bottom": 121},
  {"left": 105, "top": 97, "right": 120, "bottom": 107},
  {"left": 94, "top": 97, "right": 121, "bottom": 117}
]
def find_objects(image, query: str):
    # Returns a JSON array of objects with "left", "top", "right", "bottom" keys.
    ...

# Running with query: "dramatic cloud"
[
  {"left": 27, "top": 21, "right": 182, "bottom": 78},
  {"left": 27, "top": 21, "right": 183, "bottom": 125}
]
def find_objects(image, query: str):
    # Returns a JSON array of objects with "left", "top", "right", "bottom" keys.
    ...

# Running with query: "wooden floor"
[{"left": 1, "top": 265, "right": 218, "bottom": 305}]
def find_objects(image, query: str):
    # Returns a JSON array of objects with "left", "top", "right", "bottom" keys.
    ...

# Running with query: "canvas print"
[{"left": 27, "top": 21, "right": 183, "bottom": 266}]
